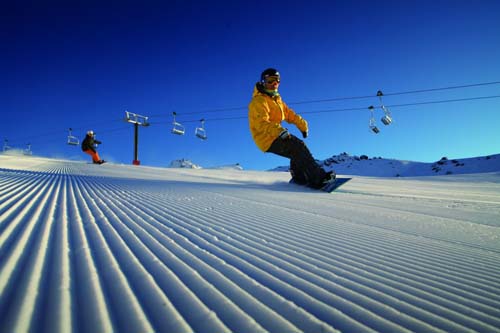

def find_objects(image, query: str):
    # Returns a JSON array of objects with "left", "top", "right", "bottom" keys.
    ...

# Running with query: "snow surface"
[{"left": 1, "top": 154, "right": 500, "bottom": 333}]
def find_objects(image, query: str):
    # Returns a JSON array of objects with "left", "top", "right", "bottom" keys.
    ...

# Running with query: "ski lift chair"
[
  {"left": 368, "top": 106, "right": 380, "bottom": 134},
  {"left": 370, "top": 123, "right": 380, "bottom": 134},
  {"left": 171, "top": 112, "right": 185, "bottom": 135},
  {"left": 67, "top": 128, "right": 80, "bottom": 145},
  {"left": 195, "top": 119, "right": 207, "bottom": 140},
  {"left": 377, "top": 91, "right": 393, "bottom": 126},
  {"left": 380, "top": 105, "right": 392, "bottom": 125}
]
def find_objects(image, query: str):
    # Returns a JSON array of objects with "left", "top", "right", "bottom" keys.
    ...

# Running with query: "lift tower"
[{"left": 125, "top": 111, "right": 150, "bottom": 165}]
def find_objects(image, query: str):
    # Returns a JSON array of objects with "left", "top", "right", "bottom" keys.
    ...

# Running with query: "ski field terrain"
[
  {"left": 273, "top": 153, "right": 500, "bottom": 178},
  {"left": 0, "top": 154, "right": 499, "bottom": 333}
]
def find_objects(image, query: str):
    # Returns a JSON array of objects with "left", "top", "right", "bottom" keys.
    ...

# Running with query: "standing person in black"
[{"left": 81, "top": 130, "right": 105, "bottom": 164}]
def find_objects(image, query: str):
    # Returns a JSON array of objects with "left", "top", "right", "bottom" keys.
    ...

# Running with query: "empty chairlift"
[
  {"left": 377, "top": 91, "right": 393, "bottom": 126},
  {"left": 67, "top": 128, "right": 80, "bottom": 145},
  {"left": 195, "top": 119, "right": 207, "bottom": 140},
  {"left": 171, "top": 112, "right": 185, "bottom": 135},
  {"left": 380, "top": 105, "right": 392, "bottom": 125},
  {"left": 368, "top": 106, "right": 380, "bottom": 134}
]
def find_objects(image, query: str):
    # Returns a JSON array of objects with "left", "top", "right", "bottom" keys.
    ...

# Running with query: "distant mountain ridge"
[
  {"left": 272, "top": 153, "right": 500, "bottom": 177},
  {"left": 168, "top": 158, "right": 243, "bottom": 170},
  {"left": 168, "top": 154, "right": 500, "bottom": 176},
  {"left": 168, "top": 158, "right": 202, "bottom": 169}
]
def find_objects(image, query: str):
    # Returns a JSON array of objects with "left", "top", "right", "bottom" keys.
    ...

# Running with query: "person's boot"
[
  {"left": 289, "top": 168, "right": 308, "bottom": 185},
  {"left": 306, "top": 168, "right": 336, "bottom": 189}
]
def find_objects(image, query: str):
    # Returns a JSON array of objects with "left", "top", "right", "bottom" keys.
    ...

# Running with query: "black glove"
[
  {"left": 302, "top": 131, "right": 308, "bottom": 139},
  {"left": 279, "top": 129, "right": 291, "bottom": 140}
]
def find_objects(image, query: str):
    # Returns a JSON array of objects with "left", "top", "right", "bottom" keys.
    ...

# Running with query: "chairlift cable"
[
  {"left": 4, "top": 125, "right": 129, "bottom": 147},
  {"left": 383, "top": 94, "right": 500, "bottom": 109},
  {"left": 5, "top": 82, "right": 500, "bottom": 145},
  {"left": 382, "top": 81, "right": 500, "bottom": 97},
  {"left": 148, "top": 80, "right": 500, "bottom": 118},
  {"left": 289, "top": 80, "right": 500, "bottom": 105},
  {"left": 160, "top": 94, "right": 500, "bottom": 123}
]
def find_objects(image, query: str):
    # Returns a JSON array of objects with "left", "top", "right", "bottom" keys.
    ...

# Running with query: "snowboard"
[
  {"left": 289, "top": 177, "right": 352, "bottom": 192},
  {"left": 88, "top": 160, "right": 106, "bottom": 165},
  {"left": 321, "top": 177, "right": 352, "bottom": 193}
]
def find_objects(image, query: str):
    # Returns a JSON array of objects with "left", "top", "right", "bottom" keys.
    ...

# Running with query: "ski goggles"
[{"left": 264, "top": 76, "right": 280, "bottom": 84}]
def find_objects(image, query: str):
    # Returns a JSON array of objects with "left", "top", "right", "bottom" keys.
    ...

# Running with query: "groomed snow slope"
[{"left": 1, "top": 155, "right": 499, "bottom": 333}]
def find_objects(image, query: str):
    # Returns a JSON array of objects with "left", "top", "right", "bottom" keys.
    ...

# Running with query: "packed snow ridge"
[{"left": 1, "top": 154, "right": 500, "bottom": 333}]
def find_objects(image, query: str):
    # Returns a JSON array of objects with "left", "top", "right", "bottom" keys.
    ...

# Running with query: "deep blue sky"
[{"left": 2, "top": 0, "right": 499, "bottom": 170}]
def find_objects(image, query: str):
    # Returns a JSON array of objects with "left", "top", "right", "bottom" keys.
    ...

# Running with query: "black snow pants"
[{"left": 267, "top": 134, "right": 328, "bottom": 188}]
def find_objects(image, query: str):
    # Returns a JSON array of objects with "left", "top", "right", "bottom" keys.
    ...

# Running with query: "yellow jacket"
[{"left": 248, "top": 84, "right": 308, "bottom": 152}]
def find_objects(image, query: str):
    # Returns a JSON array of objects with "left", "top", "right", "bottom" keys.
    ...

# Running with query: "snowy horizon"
[{"left": 166, "top": 152, "right": 500, "bottom": 178}]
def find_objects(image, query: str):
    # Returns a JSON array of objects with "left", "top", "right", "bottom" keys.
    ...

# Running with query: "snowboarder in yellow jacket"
[{"left": 248, "top": 68, "right": 334, "bottom": 188}]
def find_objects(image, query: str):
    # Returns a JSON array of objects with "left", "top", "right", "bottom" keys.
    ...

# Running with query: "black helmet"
[{"left": 260, "top": 68, "right": 280, "bottom": 82}]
